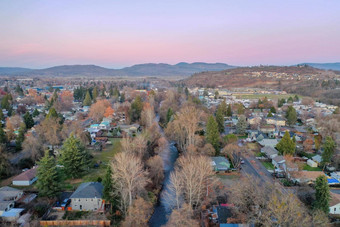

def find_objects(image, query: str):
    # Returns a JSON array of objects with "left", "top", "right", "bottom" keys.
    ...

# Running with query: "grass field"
[
  {"left": 303, "top": 164, "right": 322, "bottom": 171},
  {"left": 65, "top": 138, "right": 121, "bottom": 188},
  {"left": 262, "top": 161, "right": 275, "bottom": 170},
  {"left": 235, "top": 93, "right": 301, "bottom": 100}
]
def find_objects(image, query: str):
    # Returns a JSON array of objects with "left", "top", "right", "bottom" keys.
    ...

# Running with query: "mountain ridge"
[{"left": 0, "top": 62, "right": 235, "bottom": 77}]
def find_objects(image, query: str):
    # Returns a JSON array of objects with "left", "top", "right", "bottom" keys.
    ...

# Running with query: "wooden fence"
[{"left": 40, "top": 220, "right": 111, "bottom": 226}]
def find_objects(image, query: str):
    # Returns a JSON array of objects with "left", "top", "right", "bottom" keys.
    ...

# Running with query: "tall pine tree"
[
  {"left": 276, "top": 131, "right": 295, "bottom": 155},
  {"left": 59, "top": 134, "right": 90, "bottom": 179},
  {"left": 37, "top": 150, "right": 62, "bottom": 198},
  {"left": 216, "top": 105, "right": 225, "bottom": 133},
  {"left": 314, "top": 175, "right": 330, "bottom": 214},
  {"left": 227, "top": 104, "right": 232, "bottom": 117},
  {"left": 206, "top": 115, "right": 220, "bottom": 155},
  {"left": 23, "top": 112, "right": 34, "bottom": 129},
  {"left": 83, "top": 90, "right": 92, "bottom": 106}
]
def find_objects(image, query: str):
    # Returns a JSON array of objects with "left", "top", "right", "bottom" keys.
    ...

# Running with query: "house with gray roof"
[
  {"left": 70, "top": 182, "right": 104, "bottom": 211},
  {"left": 261, "top": 146, "right": 278, "bottom": 159},
  {"left": 211, "top": 157, "right": 231, "bottom": 172},
  {"left": 0, "top": 186, "right": 23, "bottom": 216}
]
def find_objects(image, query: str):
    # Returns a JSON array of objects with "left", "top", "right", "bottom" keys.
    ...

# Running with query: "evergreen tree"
[
  {"left": 15, "top": 85, "right": 24, "bottom": 96},
  {"left": 236, "top": 115, "right": 247, "bottom": 135},
  {"left": 214, "top": 90, "right": 219, "bottom": 99},
  {"left": 237, "top": 104, "right": 245, "bottom": 115},
  {"left": 220, "top": 101, "right": 227, "bottom": 116},
  {"left": 113, "top": 87, "right": 120, "bottom": 97},
  {"left": 294, "top": 95, "right": 299, "bottom": 102},
  {"left": 314, "top": 175, "right": 330, "bottom": 214},
  {"left": 184, "top": 87, "right": 189, "bottom": 97},
  {"left": 270, "top": 106, "right": 276, "bottom": 113},
  {"left": 227, "top": 104, "right": 232, "bottom": 117},
  {"left": 103, "top": 166, "right": 113, "bottom": 203},
  {"left": 129, "top": 96, "right": 143, "bottom": 122},
  {"left": 216, "top": 105, "right": 225, "bottom": 133},
  {"left": 267, "top": 111, "right": 273, "bottom": 117},
  {"left": 101, "top": 85, "right": 106, "bottom": 97},
  {"left": 0, "top": 109, "right": 4, "bottom": 122},
  {"left": 15, "top": 123, "right": 26, "bottom": 151},
  {"left": 23, "top": 112, "right": 34, "bottom": 129},
  {"left": 276, "top": 131, "right": 295, "bottom": 155},
  {"left": 109, "top": 85, "right": 114, "bottom": 97},
  {"left": 36, "top": 150, "right": 62, "bottom": 198},
  {"left": 322, "top": 136, "right": 336, "bottom": 165},
  {"left": 92, "top": 86, "right": 98, "bottom": 100},
  {"left": 32, "top": 108, "right": 40, "bottom": 117},
  {"left": 120, "top": 93, "right": 125, "bottom": 103},
  {"left": 287, "top": 96, "right": 294, "bottom": 103},
  {"left": 59, "top": 135, "right": 90, "bottom": 179},
  {"left": 206, "top": 115, "right": 220, "bottom": 154},
  {"left": 0, "top": 123, "right": 6, "bottom": 144},
  {"left": 203, "top": 89, "right": 208, "bottom": 96},
  {"left": 83, "top": 90, "right": 92, "bottom": 106},
  {"left": 46, "top": 107, "right": 58, "bottom": 119},
  {"left": 1, "top": 94, "right": 11, "bottom": 110},
  {"left": 166, "top": 108, "right": 174, "bottom": 124},
  {"left": 286, "top": 106, "right": 297, "bottom": 126}
]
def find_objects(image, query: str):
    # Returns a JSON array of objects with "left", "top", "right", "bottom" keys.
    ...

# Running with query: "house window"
[
  {"left": 335, "top": 208, "right": 336, "bottom": 211},
  {"left": 80, "top": 205, "right": 82, "bottom": 210},
  {"left": 79, "top": 199, "right": 80, "bottom": 202}
]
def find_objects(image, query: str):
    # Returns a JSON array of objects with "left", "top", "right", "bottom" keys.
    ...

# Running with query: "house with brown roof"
[
  {"left": 330, "top": 192, "right": 340, "bottom": 214},
  {"left": 288, "top": 171, "right": 324, "bottom": 184},
  {"left": 12, "top": 167, "right": 37, "bottom": 186}
]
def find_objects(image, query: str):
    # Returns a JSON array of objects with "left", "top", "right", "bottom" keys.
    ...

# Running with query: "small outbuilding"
[{"left": 12, "top": 168, "right": 37, "bottom": 186}]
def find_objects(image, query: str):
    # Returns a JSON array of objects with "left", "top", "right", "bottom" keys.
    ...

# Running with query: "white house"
[
  {"left": 330, "top": 192, "right": 340, "bottom": 214},
  {"left": 70, "top": 182, "right": 104, "bottom": 211},
  {"left": 307, "top": 159, "right": 318, "bottom": 168},
  {"left": 12, "top": 168, "right": 37, "bottom": 186},
  {"left": 272, "top": 155, "right": 286, "bottom": 170}
]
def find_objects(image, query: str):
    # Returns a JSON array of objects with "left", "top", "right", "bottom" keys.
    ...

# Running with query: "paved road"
[{"left": 241, "top": 154, "right": 274, "bottom": 183}]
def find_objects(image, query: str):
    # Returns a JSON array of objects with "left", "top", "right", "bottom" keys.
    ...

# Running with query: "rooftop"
[
  {"left": 13, "top": 168, "right": 37, "bottom": 181},
  {"left": 70, "top": 182, "right": 103, "bottom": 199}
]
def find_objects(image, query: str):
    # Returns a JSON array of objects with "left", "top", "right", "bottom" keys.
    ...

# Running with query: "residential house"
[
  {"left": 0, "top": 186, "right": 23, "bottom": 217},
  {"left": 12, "top": 168, "right": 37, "bottom": 186},
  {"left": 259, "top": 125, "right": 276, "bottom": 138},
  {"left": 312, "top": 155, "right": 322, "bottom": 165},
  {"left": 289, "top": 171, "right": 324, "bottom": 184},
  {"left": 261, "top": 146, "right": 278, "bottom": 159},
  {"left": 211, "top": 157, "right": 231, "bottom": 172},
  {"left": 258, "top": 139, "right": 279, "bottom": 148},
  {"left": 248, "top": 116, "right": 261, "bottom": 126},
  {"left": 266, "top": 117, "right": 286, "bottom": 127},
  {"left": 329, "top": 192, "right": 340, "bottom": 214},
  {"left": 70, "top": 182, "right": 104, "bottom": 211},
  {"left": 272, "top": 156, "right": 285, "bottom": 170}
]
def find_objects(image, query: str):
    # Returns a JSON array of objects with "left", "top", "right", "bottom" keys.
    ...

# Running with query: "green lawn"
[
  {"left": 255, "top": 152, "right": 266, "bottom": 157},
  {"left": 81, "top": 138, "right": 121, "bottom": 183},
  {"left": 262, "top": 161, "right": 275, "bottom": 170},
  {"left": 235, "top": 93, "right": 302, "bottom": 100},
  {"left": 303, "top": 164, "right": 322, "bottom": 171}
]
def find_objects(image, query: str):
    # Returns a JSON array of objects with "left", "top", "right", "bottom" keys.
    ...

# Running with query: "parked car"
[{"left": 61, "top": 199, "right": 70, "bottom": 207}]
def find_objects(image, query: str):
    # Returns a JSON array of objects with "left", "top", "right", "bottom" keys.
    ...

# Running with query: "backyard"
[{"left": 64, "top": 138, "right": 121, "bottom": 188}]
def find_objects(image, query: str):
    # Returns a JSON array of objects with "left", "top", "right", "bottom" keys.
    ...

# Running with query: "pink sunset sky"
[{"left": 0, "top": 0, "right": 340, "bottom": 68}]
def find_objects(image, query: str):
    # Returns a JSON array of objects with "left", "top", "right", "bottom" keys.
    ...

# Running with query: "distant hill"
[
  {"left": 0, "top": 67, "right": 33, "bottom": 74},
  {"left": 300, "top": 62, "right": 340, "bottom": 71},
  {"left": 0, "top": 62, "right": 235, "bottom": 77}
]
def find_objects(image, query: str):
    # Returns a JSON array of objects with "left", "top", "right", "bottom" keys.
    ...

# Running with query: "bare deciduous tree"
[
  {"left": 146, "top": 155, "right": 164, "bottom": 187},
  {"left": 166, "top": 106, "right": 202, "bottom": 152},
  {"left": 165, "top": 203, "right": 199, "bottom": 227},
  {"left": 111, "top": 152, "right": 150, "bottom": 214},
  {"left": 221, "top": 144, "right": 242, "bottom": 169},
  {"left": 122, "top": 197, "right": 153, "bottom": 227}
]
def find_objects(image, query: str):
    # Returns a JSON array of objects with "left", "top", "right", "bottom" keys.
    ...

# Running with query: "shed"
[
  {"left": 307, "top": 159, "right": 318, "bottom": 168},
  {"left": 12, "top": 168, "right": 37, "bottom": 186}
]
